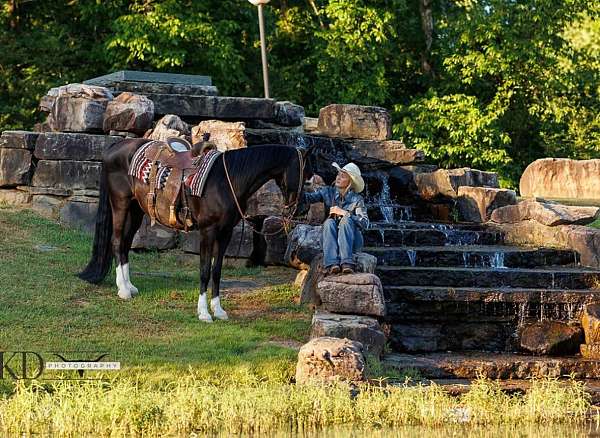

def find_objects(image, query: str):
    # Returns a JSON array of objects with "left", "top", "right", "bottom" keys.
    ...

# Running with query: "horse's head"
[{"left": 274, "top": 146, "right": 313, "bottom": 218}]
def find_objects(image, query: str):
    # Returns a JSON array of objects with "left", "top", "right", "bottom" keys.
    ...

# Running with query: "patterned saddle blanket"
[{"left": 128, "top": 139, "right": 221, "bottom": 229}]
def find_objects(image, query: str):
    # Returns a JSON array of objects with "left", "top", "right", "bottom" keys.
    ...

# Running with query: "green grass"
[
  {"left": 0, "top": 206, "right": 596, "bottom": 435},
  {"left": 589, "top": 217, "right": 600, "bottom": 229}
]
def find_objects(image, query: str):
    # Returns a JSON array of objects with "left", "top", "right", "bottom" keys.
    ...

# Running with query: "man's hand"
[{"left": 329, "top": 206, "right": 349, "bottom": 217}]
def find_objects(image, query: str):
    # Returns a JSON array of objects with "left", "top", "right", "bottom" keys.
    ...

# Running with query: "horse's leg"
[
  {"left": 197, "top": 227, "right": 216, "bottom": 322},
  {"left": 210, "top": 229, "right": 233, "bottom": 320},
  {"left": 111, "top": 194, "right": 135, "bottom": 300},
  {"left": 121, "top": 202, "right": 145, "bottom": 296}
]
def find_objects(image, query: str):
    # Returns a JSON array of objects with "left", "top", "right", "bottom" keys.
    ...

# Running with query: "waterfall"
[{"left": 407, "top": 249, "right": 417, "bottom": 267}]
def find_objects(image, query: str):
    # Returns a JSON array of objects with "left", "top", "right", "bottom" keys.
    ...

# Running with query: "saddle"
[{"left": 139, "top": 135, "right": 217, "bottom": 230}]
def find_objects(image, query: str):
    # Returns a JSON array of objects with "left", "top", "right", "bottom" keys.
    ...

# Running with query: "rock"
[
  {"left": 31, "top": 195, "right": 64, "bottom": 218},
  {"left": 104, "top": 80, "right": 218, "bottom": 96},
  {"left": 495, "top": 220, "right": 600, "bottom": 268},
  {"left": 262, "top": 216, "right": 289, "bottom": 265},
  {"left": 317, "top": 273, "right": 386, "bottom": 317},
  {"left": 347, "top": 139, "right": 424, "bottom": 164},
  {"left": 294, "top": 270, "right": 309, "bottom": 289},
  {"left": 311, "top": 311, "right": 385, "bottom": 358},
  {"left": 581, "top": 303, "right": 600, "bottom": 345},
  {"left": 285, "top": 224, "right": 323, "bottom": 269},
  {"left": 102, "top": 92, "right": 154, "bottom": 134},
  {"left": 318, "top": 104, "right": 392, "bottom": 140},
  {"left": 295, "top": 337, "right": 366, "bottom": 384},
  {"left": 274, "top": 101, "right": 305, "bottom": 127},
  {"left": 519, "top": 321, "right": 584, "bottom": 355},
  {"left": 131, "top": 215, "right": 179, "bottom": 250},
  {"left": 520, "top": 158, "right": 600, "bottom": 199},
  {"left": 32, "top": 160, "right": 101, "bottom": 190},
  {"left": 34, "top": 132, "right": 123, "bottom": 161},
  {"left": 305, "top": 175, "right": 327, "bottom": 224},
  {"left": 580, "top": 343, "right": 600, "bottom": 359},
  {"left": 0, "top": 189, "right": 31, "bottom": 205},
  {"left": 143, "top": 94, "right": 276, "bottom": 120},
  {"left": 59, "top": 200, "right": 99, "bottom": 233},
  {"left": 146, "top": 114, "right": 190, "bottom": 141},
  {"left": 43, "top": 83, "right": 114, "bottom": 133},
  {"left": 0, "top": 131, "right": 39, "bottom": 150},
  {"left": 457, "top": 187, "right": 517, "bottom": 223},
  {"left": 246, "top": 180, "right": 285, "bottom": 218},
  {"left": 300, "top": 252, "right": 377, "bottom": 305},
  {"left": 491, "top": 200, "right": 600, "bottom": 227},
  {"left": 191, "top": 120, "right": 247, "bottom": 151},
  {"left": 303, "top": 117, "right": 319, "bottom": 133},
  {"left": 0, "top": 148, "right": 33, "bottom": 187},
  {"left": 182, "top": 222, "right": 254, "bottom": 258},
  {"left": 415, "top": 168, "right": 499, "bottom": 201}
]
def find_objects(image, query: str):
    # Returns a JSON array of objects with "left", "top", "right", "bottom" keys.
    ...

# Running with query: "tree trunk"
[{"left": 419, "top": 0, "right": 434, "bottom": 78}]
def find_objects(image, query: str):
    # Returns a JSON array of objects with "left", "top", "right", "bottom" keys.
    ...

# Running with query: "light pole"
[{"left": 248, "top": 0, "right": 270, "bottom": 99}]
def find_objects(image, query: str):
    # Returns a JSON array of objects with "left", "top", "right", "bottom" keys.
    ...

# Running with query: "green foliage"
[{"left": 1, "top": 0, "right": 598, "bottom": 188}]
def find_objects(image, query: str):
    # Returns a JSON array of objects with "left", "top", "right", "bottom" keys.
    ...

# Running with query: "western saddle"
[{"left": 140, "top": 134, "right": 216, "bottom": 231}]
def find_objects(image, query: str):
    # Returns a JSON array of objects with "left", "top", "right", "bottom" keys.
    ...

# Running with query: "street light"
[{"left": 248, "top": 0, "right": 270, "bottom": 99}]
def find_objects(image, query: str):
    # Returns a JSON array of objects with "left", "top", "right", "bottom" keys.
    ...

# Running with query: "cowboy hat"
[{"left": 332, "top": 162, "right": 365, "bottom": 193}]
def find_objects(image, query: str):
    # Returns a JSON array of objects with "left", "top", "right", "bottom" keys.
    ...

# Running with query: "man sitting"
[{"left": 302, "top": 162, "right": 369, "bottom": 275}]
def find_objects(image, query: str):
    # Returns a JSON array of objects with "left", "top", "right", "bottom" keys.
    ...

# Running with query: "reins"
[{"left": 222, "top": 148, "right": 305, "bottom": 237}]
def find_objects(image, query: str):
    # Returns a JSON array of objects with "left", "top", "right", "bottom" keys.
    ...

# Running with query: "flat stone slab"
[
  {"left": 457, "top": 186, "right": 517, "bottom": 223},
  {"left": 317, "top": 273, "right": 386, "bottom": 317},
  {"left": 318, "top": 104, "right": 392, "bottom": 140},
  {"left": 384, "top": 352, "right": 600, "bottom": 379},
  {"left": 34, "top": 132, "right": 123, "bottom": 161},
  {"left": 346, "top": 139, "right": 424, "bottom": 164},
  {"left": 32, "top": 160, "right": 101, "bottom": 190},
  {"left": 111, "top": 81, "right": 218, "bottom": 96},
  {"left": 520, "top": 158, "right": 600, "bottom": 199},
  {"left": 0, "top": 148, "right": 33, "bottom": 187},
  {"left": 491, "top": 200, "right": 600, "bottom": 227},
  {"left": 59, "top": 199, "right": 98, "bottom": 233},
  {"left": 84, "top": 70, "right": 212, "bottom": 86},
  {"left": 0, "top": 131, "right": 39, "bottom": 150},
  {"left": 145, "top": 94, "right": 276, "bottom": 119},
  {"left": 415, "top": 168, "right": 499, "bottom": 201},
  {"left": 0, "top": 189, "right": 31, "bottom": 205}
]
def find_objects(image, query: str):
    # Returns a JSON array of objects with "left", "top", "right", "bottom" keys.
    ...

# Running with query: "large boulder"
[
  {"left": 59, "top": 198, "right": 99, "bottom": 233},
  {"left": 347, "top": 139, "right": 424, "bottom": 165},
  {"left": 491, "top": 200, "right": 600, "bottom": 227},
  {"left": 415, "top": 168, "right": 499, "bottom": 201},
  {"left": 246, "top": 180, "right": 284, "bottom": 217},
  {"left": 317, "top": 273, "right": 386, "bottom": 317},
  {"left": 581, "top": 303, "right": 600, "bottom": 345},
  {"left": 182, "top": 222, "right": 254, "bottom": 259},
  {"left": 520, "top": 158, "right": 600, "bottom": 199},
  {"left": 457, "top": 187, "right": 517, "bottom": 223},
  {"left": 317, "top": 104, "right": 392, "bottom": 140},
  {"left": 295, "top": 337, "right": 366, "bottom": 384},
  {"left": 0, "top": 131, "right": 39, "bottom": 150},
  {"left": 32, "top": 160, "right": 101, "bottom": 190},
  {"left": 519, "top": 321, "right": 584, "bottom": 356},
  {"left": 43, "top": 83, "right": 114, "bottom": 133},
  {"left": 274, "top": 101, "right": 305, "bottom": 127},
  {"left": 311, "top": 311, "right": 385, "bottom": 358},
  {"left": 131, "top": 216, "right": 179, "bottom": 251},
  {"left": 580, "top": 344, "right": 600, "bottom": 359},
  {"left": 103, "top": 92, "right": 154, "bottom": 135},
  {"left": 0, "top": 189, "right": 31, "bottom": 205},
  {"left": 34, "top": 132, "right": 123, "bottom": 161},
  {"left": 145, "top": 114, "right": 190, "bottom": 141},
  {"left": 285, "top": 224, "right": 323, "bottom": 269},
  {"left": 191, "top": 120, "right": 247, "bottom": 151},
  {"left": 262, "top": 216, "right": 290, "bottom": 265},
  {"left": 0, "top": 148, "right": 33, "bottom": 187}
]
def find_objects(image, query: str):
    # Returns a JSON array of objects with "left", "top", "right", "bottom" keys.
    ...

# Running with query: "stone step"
[
  {"left": 376, "top": 266, "right": 600, "bottom": 289},
  {"left": 366, "top": 204, "right": 416, "bottom": 222},
  {"left": 364, "top": 245, "right": 579, "bottom": 268},
  {"left": 383, "top": 352, "right": 600, "bottom": 379},
  {"left": 368, "top": 221, "right": 486, "bottom": 231},
  {"left": 365, "top": 228, "right": 504, "bottom": 246}
]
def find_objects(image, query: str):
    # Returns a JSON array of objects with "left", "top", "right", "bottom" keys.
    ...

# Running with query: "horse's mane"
[{"left": 224, "top": 144, "right": 297, "bottom": 189}]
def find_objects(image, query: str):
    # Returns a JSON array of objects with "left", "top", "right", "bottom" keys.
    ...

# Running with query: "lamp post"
[{"left": 248, "top": 0, "right": 270, "bottom": 98}]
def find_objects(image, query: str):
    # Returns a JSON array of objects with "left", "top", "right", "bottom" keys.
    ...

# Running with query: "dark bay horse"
[{"left": 78, "top": 140, "right": 308, "bottom": 322}]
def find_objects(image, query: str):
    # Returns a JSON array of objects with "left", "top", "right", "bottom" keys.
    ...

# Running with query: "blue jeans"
[{"left": 322, "top": 217, "right": 364, "bottom": 268}]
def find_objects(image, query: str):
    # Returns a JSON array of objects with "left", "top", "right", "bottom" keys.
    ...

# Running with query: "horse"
[{"left": 78, "top": 139, "right": 310, "bottom": 322}]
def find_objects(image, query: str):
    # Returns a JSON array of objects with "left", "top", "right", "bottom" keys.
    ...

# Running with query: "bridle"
[{"left": 222, "top": 147, "right": 305, "bottom": 237}]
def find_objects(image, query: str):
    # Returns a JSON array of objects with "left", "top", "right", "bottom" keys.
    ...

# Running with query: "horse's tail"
[{"left": 78, "top": 164, "right": 113, "bottom": 284}]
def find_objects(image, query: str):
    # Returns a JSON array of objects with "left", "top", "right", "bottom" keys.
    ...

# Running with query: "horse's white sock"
[
  {"left": 116, "top": 264, "right": 132, "bottom": 300},
  {"left": 122, "top": 263, "right": 138, "bottom": 295},
  {"left": 211, "top": 296, "right": 228, "bottom": 320},
  {"left": 197, "top": 293, "right": 212, "bottom": 322}
]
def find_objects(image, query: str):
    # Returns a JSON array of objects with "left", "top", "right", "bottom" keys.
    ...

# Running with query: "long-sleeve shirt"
[{"left": 302, "top": 185, "right": 370, "bottom": 230}]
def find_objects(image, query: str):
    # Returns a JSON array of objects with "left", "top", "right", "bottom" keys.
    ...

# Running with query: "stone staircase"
[{"left": 360, "top": 202, "right": 600, "bottom": 377}]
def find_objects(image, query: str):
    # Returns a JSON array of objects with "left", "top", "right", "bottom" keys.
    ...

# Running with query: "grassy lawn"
[
  {"left": 0, "top": 206, "right": 596, "bottom": 435},
  {"left": 0, "top": 206, "right": 310, "bottom": 385}
]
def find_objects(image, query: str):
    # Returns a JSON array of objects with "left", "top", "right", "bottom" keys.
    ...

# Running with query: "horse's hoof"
[
  {"left": 198, "top": 313, "right": 213, "bottom": 323},
  {"left": 129, "top": 285, "right": 139, "bottom": 295},
  {"left": 118, "top": 289, "right": 133, "bottom": 300},
  {"left": 214, "top": 311, "right": 229, "bottom": 321}
]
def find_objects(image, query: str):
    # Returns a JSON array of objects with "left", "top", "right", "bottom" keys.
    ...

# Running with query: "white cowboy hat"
[{"left": 332, "top": 162, "right": 365, "bottom": 193}]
